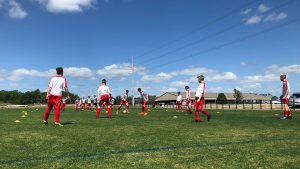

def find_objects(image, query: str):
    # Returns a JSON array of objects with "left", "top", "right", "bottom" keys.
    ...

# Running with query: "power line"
[
  {"left": 137, "top": 0, "right": 298, "bottom": 64},
  {"left": 135, "top": 0, "right": 259, "bottom": 59},
  {"left": 147, "top": 17, "right": 300, "bottom": 70}
]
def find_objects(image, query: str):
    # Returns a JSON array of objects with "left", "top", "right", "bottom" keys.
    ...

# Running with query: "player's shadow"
[
  {"left": 61, "top": 122, "right": 75, "bottom": 125},
  {"left": 99, "top": 117, "right": 115, "bottom": 119}
]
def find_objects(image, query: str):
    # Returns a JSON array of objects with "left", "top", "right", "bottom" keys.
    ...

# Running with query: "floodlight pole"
[{"left": 131, "top": 56, "right": 135, "bottom": 106}]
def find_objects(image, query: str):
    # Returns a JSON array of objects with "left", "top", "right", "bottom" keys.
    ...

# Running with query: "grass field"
[{"left": 0, "top": 107, "right": 299, "bottom": 169}]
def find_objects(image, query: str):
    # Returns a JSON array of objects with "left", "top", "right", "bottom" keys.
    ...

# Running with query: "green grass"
[{"left": 0, "top": 107, "right": 299, "bottom": 169}]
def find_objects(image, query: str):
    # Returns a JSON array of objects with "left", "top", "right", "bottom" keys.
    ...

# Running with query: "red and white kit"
[
  {"left": 282, "top": 79, "right": 290, "bottom": 104},
  {"left": 87, "top": 97, "right": 92, "bottom": 110},
  {"left": 176, "top": 94, "right": 183, "bottom": 112},
  {"left": 44, "top": 75, "right": 68, "bottom": 123},
  {"left": 96, "top": 84, "right": 111, "bottom": 118},
  {"left": 61, "top": 98, "right": 66, "bottom": 111},
  {"left": 194, "top": 83, "right": 211, "bottom": 122},
  {"left": 75, "top": 99, "right": 79, "bottom": 110},
  {"left": 140, "top": 91, "right": 148, "bottom": 113},
  {"left": 118, "top": 92, "right": 129, "bottom": 113},
  {"left": 185, "top": 89, "right": 191, "bottom": 113},
  {"left": 282, "top": 79, "right": 292, "bottom": 117}
]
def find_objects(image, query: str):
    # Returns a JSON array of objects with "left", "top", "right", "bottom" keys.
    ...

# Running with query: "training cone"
[{"left": 14, "top": 120, "right": 21, "bottom": 123}]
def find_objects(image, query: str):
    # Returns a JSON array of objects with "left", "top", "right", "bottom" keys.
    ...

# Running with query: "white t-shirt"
[
  {"left": 186, "top": 89, "right": 191, "bottom": 100},
  {"left": 140, "top": 91, "right": 148, "bottom": 102},
  {"left": 97, "top": 84, "right": 111, "bottom": 98},
  {"left": 195, "top": 83, "right": 206, "bottom": 98},
  {"left": 177, "top": 95, "right": 182, "bottom": 102},
  {"left": 122, "top": 93, "right": 128, "bottom": 101},
  {"left": 48, "top": 75, "right": 67, "bottom": 96},
  {"left": 87, "top": 98, "right": 92, "bottom": 104},
  {"left": 282, "top": 79, "right": 291, "bottom": 98}
]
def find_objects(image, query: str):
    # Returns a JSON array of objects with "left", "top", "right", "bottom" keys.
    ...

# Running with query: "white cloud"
[
  {"left": 1, "top": 0, "right": 27, "bottom": 19},
  {"left": 266, "top": 64, "right": 300, "bottom": 75},
  {"left": 258, "top": 4, "right": 270, "bottom": 13},
  {"left": 165, "top": 87, "right": 179, "bottom": 92},
  {"left": 245, "top": 15, "right": 262, "bottom": 25},
  {"left": 5, "top": 67, "right": 96, "bottom": 81},
  {"left": 36, "top": 0, "right": 96, "bottom": 13},
  {"left": 242, "top": 74, "right": 278, "bottom": 83},
  {"left": 97, "top": 63, "right": 147, "bottom": 79},
  {"left": 64, "top": 67, "right": 95, "bottom": 79},
  {"left": 241, "top": 8, "right": 252, "bottom": 15},
  {"left": 169, "top": 81, "right": 188, "bottom": 88},
  {"left": 241, "top": 62, "right": 248, "bottom": 66},
  {"left": 264, "top": 12, "right": 287, "bottom": 22},
  {"left": 207, "top": 72, "right": 238, "bottom": 82},
  {"left": 141, "top": 72, "right": 172, "bottom": 83}
]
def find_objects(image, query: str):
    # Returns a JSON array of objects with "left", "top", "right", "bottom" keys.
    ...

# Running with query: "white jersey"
[
  {"left": 97, "top": 84, "right": 111, "bottom": 97},
  {"left": 122, "top": 93, "right": 128, "bottom": 101},
  {"left": 282, "top": 79, "right": 290, "bottom": 98},
  {"left": 195, "top": 83, "right": 206, "bottom": 98},
  {"left": 186, "top": 89, "right": 191, "bottom": 100},
  {"left": 87, "top": 98, "right": 92, "bottom": 104},
  {"left": 140, "top": 91, "right": 148, "bottom": 102},
  {"left": 48, "top": 75, "right": 67, "bottom": 96},
  {"left": 82, "top": 99, "right": 86, "bottom": 104},
  {"left": 79, "top": 99, "right": 82, "bottom": 104},
  {"left": 93, "top": 97, "right": 98, "bottom": 103},
  {"left": 75, "top": 100, "right": 79, "bottom": 104},
  {"left": 177, "top": 95, "right": 182, "bottom": 102},
  {"left": 62, "top": 98, "right": 66, "bottom": 104}
]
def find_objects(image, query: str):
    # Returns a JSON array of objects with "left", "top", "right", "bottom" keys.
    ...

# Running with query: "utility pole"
[{"left": 131, "top": 56, "right": 135, "bottom": 106}]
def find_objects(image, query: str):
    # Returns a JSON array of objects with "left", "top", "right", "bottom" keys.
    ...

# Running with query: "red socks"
[
  {"left": 194, "top": 111, "right": 200, "bottom": 121},
  {"left": 96, "top": 108, "right": 101, "bottom": 119}
]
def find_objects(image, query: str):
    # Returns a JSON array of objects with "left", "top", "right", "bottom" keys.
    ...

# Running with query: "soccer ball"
[
  {"left": 173, "top": 116, "right": 178, "bottom": 119},
  {"left": 123, "top": 110, "right": 126, "bottom": 113}
]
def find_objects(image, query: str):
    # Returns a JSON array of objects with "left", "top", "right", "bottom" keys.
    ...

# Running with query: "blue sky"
[{"left": 0, "top": 0, "right": 299, "bottom": 97}]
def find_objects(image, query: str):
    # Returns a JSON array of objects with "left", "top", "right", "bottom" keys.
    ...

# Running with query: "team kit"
[{"left": 43, "top": 67, "right": 293, "bottom": 126}]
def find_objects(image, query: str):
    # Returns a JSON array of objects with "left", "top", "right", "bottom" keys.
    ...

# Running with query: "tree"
[
  {"left": 271, "top": 96, "right": 279, "bottom": 101},
  {"left": 233, "top": 88, "right": 243, "bottom": 103},
  {"left": 217, "top": 93, "right": 228, "bottom": 104}
]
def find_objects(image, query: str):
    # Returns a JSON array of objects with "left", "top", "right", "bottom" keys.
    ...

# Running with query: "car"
[
  {"left": 271, "top": 100, "right": 281, "bottom": 104},
  {"left": 288, "top": 93, "right": 300, "bottom": 108}
]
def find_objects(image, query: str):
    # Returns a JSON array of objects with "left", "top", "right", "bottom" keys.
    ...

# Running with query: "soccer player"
[
  {"left": 82, "top": 97, "right": 86, "bottom": 110},
  {"left": 75, "top": 98, "right": 79, "bottom": 111},
  {"left": 96, "top": 79, "right": 112, "bottom": 119},
  {"left": 43, "top": 67, "right": 69, "bottom": 126},
  {"left": 280, "top": 74, "right": 292, "bottom": 119},
  {"left": 176, "top": 92, "right": 183, "bottom": 112},
  {"left": 93, "top": 95, "right": 98, "bottom": 110},
  {"left": 185, "top": 86, "right": 192, "bottom": 114},
  {"left": 61, "top": 97, "right": 66, "bottom": 111},
  {"left": 194, "top": 75, "right": 211, "bottom": 122},
  {"left": 87, "top": 96, "right": 92, "bottom": 110},
  {"left": 117, "top": 90, "right": 130, "bottom": 114},
  {"left": 138, "top": 88, "right": 149, "bottom": 116}
]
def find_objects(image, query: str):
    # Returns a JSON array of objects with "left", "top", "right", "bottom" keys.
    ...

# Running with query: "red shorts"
[
  {"left": 177, "top": 101, "right": 182, "bottom": 106},
  {"left": 282, "top": 98, "right": 289, "bottom": 104},
  {"left": 99, "top": 95, "right": 110, "bottom": 106},
  {"left": 194, "top": 97, "right": 204, "bottom": 111},
  {"left": 120, "top": 100, "right": 129, "bottom": 106},
  {"left": 186, "top": 99, "right": 190, "bottom": 106}
]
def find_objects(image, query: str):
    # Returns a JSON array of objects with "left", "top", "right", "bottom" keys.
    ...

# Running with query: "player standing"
[
  {"left": 87, "top": 96, "right": 92, "bottom": 110},
  {"left": 61, "top": 97, "right": 66, "bottom": 111},
  {"left": 96, "top": 79, "right": 112, "bottom": 119},
  {"left": 93, "top": 95, "right": 98, "bottom": 110},
  {"left": 43, "top": 67, "right": 69, "bottom": 126},
  {"left": 117, "top": 90, "right": 130, "bottom": 114},
  {"left": 185, "top": 86, "right": 192, "bottom": 114},
  {"left": 138, "top": 88, "right": 149, "bottom": 116},
  {"left": 75, "top": 98, "right": 79, "bottom": 111},
  {"left": 176, "top": 92, "right": 183, "bottom": 112},
  {"left": 194, "top": 75, "right": 211, "bottom": 122},
  {"left": 280, "top": 74, "right": 292, "bottom": 119}
]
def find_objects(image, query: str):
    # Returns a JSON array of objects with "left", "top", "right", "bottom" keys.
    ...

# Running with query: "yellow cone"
[{"left": 14, "top": 120, "right": 21, "bottom": 123}]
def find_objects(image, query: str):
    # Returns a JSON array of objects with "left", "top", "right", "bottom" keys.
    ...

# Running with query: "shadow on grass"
[{"left": 61, "top": 122, "right": 75, "bottom": 125}]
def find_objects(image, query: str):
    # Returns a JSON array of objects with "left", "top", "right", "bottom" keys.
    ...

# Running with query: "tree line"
[{"left": 0, "top": 90, "right": 79, "bottom": 105}]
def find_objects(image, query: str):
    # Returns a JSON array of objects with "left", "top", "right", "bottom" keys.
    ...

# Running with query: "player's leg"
[
  {"left": 106, "top": 96, "right": 112, "bottom": 118},
  {"left": 53, "top": 96, "right": 63, "bottom": 125},
  {"left": 193, "top": 99, "right": 201, "bottom": 122},
  {"left": 125, "top": 101, "right": 129, "bottom": 113},
  {"left": 199, "top": 98, "right": 211, "bottom": 121},
  {"left": 96, "top": 100, "right": 103, "bottom": 119},
  {"left": 143, "top": 101, "right": 149, "bottom": 116},
  {"left": 44, "top": 95, "right": 54, "bottom": 124}
]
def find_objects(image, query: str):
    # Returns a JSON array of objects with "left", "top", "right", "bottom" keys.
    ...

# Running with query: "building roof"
[{"left": 155, "top": 92, "right": 271, "bottom": 102}]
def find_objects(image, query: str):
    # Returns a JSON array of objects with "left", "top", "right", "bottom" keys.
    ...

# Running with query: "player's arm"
[
  {"left": 46, "top": 86, "right": 51, "bottom": 100},
  {"left": 64, "top": 78, "right": 70, "bottom": 100}
]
